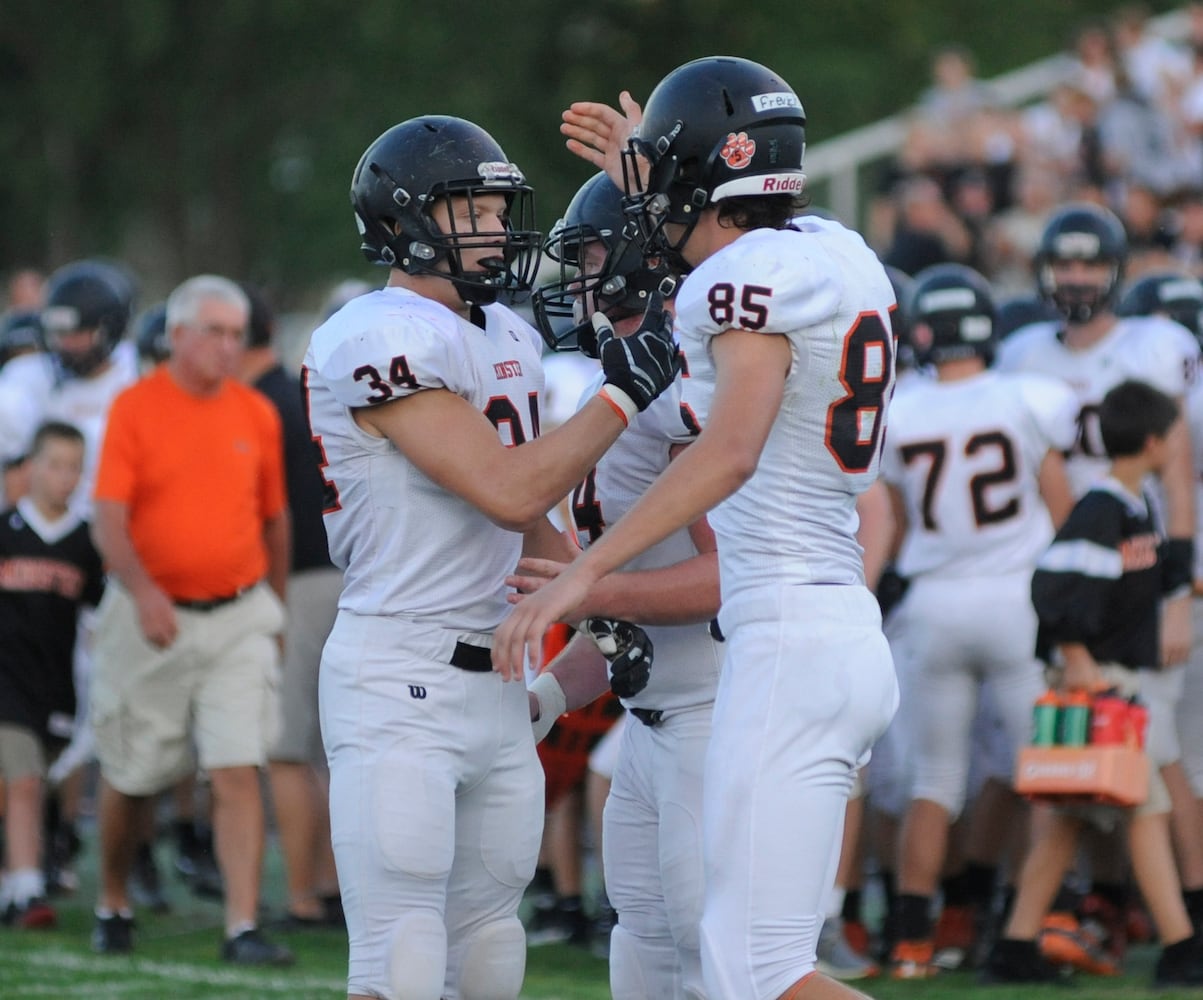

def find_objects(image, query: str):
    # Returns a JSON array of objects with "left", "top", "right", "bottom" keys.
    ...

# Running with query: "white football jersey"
[
  {"left": 880, "top": 370, "right": 1077, "bottom": 579},
  {"left": 995, "top": 315, "right": 1200, "bottom": 498},
  {"left": 571, "top": 371, "right": 721, "bottom": 713},
  {"left": 675, "top": 216, "right": 896, "bottom": 599},
  {"left": 303, "top": 287, "right": 545, "bottom": 630},
  {"left": 3, "top": 341, "right": 139, "bottom": 517}
]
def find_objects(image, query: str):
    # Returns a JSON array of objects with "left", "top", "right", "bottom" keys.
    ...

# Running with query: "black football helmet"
[
  {"left": 0, "top": 310, "right": 43, "bottom": 366},
  {"left": 1034, "top": 203, "right": 1127, "bottom": 324},
  {"left": 40, "top": 260, "right": 135, "bottom": 376},
  {"left": 996, "top": 293, "right": 1061, "bottom": 340},
  {"left": 532, "top": 172, "right": 675, "bottom": 357},
  {"left": 907, "top": 263, "right": 998, "bottom": 366},
  {"left": 622, "top": 56, "right": 806, "bottom": 269},
  {"left": 350, "top": 115, "right": 541, "bottom": 306},
  {"left": 134, "top": 303, "right": 169, "bottom": 366},
  {"left": 1117, "top": 271, "right": 1203, "bottom": 342}
]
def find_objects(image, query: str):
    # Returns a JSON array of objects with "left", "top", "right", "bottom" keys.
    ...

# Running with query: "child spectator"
[
  {"left": 0, "top": 421, "right": 104, "bottom": 927},
  {"left": 983, "top": 380, "right": 1203, "bottom": 986}
]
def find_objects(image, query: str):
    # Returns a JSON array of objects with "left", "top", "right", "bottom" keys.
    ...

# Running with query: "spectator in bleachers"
[
  {"left": 1111, "top": 4, "right": 1192, "bottom": 106},
  {"left": 1067, "top": 21, "right": 1118, "bottom": 107},
  {"left": 1170, "top": 189, "right": 1203, "bottom": 275},
  {"left": 883, "top": 175, "right": 972, "bottom": 276}
]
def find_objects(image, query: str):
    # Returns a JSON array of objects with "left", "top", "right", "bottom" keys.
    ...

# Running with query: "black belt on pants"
[
  {"left": 173, "top": 585, "right": 255, "bottom": 612},
  {"left": 450, "top": 641, "right": 493, "bottom": 672},
  {"left": 629, "top": 707, "right": 664, "bottom": 728}
]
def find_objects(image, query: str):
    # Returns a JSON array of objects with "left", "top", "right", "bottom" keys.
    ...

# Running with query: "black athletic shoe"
[
  {"left": 221, "top": 927, "right": 295, "bottom": 967},
  {"left": 92, "top": 912, "right": 135, "bottom": 954},
  {"left": 978, "top": 937, "right": 1064, "bottom": 984},
  {"left": 1155, "top": 934, "right": 1203, "bottom": 986}
]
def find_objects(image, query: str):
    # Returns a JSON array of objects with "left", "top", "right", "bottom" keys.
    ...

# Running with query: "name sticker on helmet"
[
  {"left": 919, "top": 288, "right": 977, "bottom": 313},
  {"left": 41, "top": 305, "right": 82, "bottom": 333},
  {"left": 478, "top": 161, "right": 525, "bottom": 185},
  {"left": 751, "top": 92, "right": 800, "bottom": 113},
  {"left": 1052, "top": 232, "right": 1101, "bottom": 258},
  {"left": 1161, "top": 280, "right": 1203, "bottom": 303}
]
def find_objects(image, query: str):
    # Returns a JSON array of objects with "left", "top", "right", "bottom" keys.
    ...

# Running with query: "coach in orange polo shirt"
[{"left": 88, "top": 274, "right": 292, "bottom": 967}]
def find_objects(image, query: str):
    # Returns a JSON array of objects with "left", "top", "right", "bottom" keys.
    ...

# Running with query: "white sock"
[
  {"left": 226, "top": 919, "right": 257, "bottom": 939},
  {"left": 825, "top": 885, "right": 846, "bottom": 922},
  {"left": 8, "top": 867, "right": 45, "bottom": 906}
]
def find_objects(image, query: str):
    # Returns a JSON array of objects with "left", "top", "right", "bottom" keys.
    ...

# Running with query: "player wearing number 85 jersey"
[
  {"left": 303, "top": 116, "right": 678, "bottom": 1000},
  {"left": 494, "top": 56, "right": 900, "bottom": 1000}
]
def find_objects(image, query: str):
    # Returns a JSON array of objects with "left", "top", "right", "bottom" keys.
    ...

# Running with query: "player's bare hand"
[
  {"left": 506, "top": 557, "right": 570, "bottom": 602},
  {"left": 133, "top": 584, "right": 178, "bottom": 649},
  {"left": 1161, "top": 594, "right": 1193, "bottom": 667},
  {"left": 562, "top": 91, "right": 644, "bottom": 191},
  {"left": 493, "top": 565, "right": 595, "bottom": 681}
]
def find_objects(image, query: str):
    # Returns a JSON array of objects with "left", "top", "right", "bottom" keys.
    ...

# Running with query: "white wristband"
[
  {"left": 529, "top": 671, "right": 567, "bottom": 744},
  {"left": 599, "top": 384, "right": 640, "bottom": 424}
]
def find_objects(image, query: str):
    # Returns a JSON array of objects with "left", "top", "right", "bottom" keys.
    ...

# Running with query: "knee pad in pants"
[
  {"left": 388, "top": 910, "right": 447, "bottom": 1000},
  {"left": 456, "top": 917, "right": 526, "bottom": 1000}
]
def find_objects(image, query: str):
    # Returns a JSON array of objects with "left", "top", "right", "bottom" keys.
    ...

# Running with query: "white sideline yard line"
[{"left": 0, "top": 947, "right": 346, "bottom": 994}]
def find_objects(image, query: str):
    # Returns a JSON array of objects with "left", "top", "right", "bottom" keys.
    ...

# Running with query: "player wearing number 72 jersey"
[{"left": 495, "top": 56, "right": 900, "bottom": 1000}]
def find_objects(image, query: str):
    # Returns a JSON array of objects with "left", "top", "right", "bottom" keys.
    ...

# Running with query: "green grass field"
[{"left": 4, "top": 830, "right": 1201, "bottom": 999}]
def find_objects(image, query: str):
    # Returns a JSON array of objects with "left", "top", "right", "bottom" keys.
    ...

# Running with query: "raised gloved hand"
[
  {"left": 584, "top": 617, "right": 654, "bottom": 699},
  {"left": 596, "top": 291, "right": 681, "bottom": 419}
]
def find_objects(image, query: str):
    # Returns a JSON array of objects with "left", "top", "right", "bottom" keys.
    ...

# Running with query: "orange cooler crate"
[{"left": 1014, "top": 745, "right": 1148, "bottom": 807}]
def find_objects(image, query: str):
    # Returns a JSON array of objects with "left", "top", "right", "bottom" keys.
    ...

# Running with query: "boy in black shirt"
[
  {"left": 0, "top": 422, "right": 104, "bottom": 926},
  {"left": 984, "top": 380, "right": 1203, "bottom": 986}
]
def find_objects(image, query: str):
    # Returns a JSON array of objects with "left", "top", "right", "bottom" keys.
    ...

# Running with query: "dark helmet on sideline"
[{"left": 349, "top": 115, "right": 541, "bottom": 306}]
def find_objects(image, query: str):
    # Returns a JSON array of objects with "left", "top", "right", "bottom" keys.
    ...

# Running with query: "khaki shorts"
[
  {"left": 0, "top": 724, "right": 45, "bottom": 780},
  {"left": 90, "top": 582, "right": 285, "bottom": 796},
  {"left": 269, "top": 566, "right": 341, "bottom": 764}
]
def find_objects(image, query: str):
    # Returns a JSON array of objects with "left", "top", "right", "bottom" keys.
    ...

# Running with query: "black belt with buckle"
[
  {"left": 629, "top": 707, "right": 664, "bottom": 728},
  {"left": 173, "top": 586, "right": 254, "bottom": 612},
  {"left": 450, "top": 641, "right": 493, "bottom": 672}
]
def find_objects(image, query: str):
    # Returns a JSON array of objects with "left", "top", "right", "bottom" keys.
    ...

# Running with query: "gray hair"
[{"left": 166, "top": 274, "right": 249, "bottom": 329}]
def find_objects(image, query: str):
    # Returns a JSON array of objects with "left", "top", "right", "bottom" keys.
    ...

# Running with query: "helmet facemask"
[
  {"left": 1038, "top": 259, "right": 1121, "bottom": 325},
  {"left": 533, "top": 219, "right": 672, "bottom": 357},
  {"left": 621, "top": 131, "right": 707, "bottom": 274}
]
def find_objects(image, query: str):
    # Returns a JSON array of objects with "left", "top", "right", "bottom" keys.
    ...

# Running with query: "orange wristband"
[{"left": 596, "top": 387, "right": 630, "bottom": 427}]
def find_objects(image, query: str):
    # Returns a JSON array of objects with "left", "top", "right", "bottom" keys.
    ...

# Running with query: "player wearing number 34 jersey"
[{"left": 304, "top": 116, "right": 680, "bottom": 1000}]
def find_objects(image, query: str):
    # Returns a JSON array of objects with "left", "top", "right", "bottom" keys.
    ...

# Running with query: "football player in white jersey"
[
  {"left": 3, "top": 260, "right": 140, "bottom": 519},
  {"left": 522, "top": 171, "right": 724, "bottom": 998},
  {"left": 879, "top": 263, "right": 1076, "bottom": 979},
  {"left": 493, "top": 57, "right": 899, "bottom": 1000},
  {"left": 995, "top": 204, "right": 1198, "bottom": 664},
  {"left": 303, "top": 117, "right": 680, "bottom": 1000},
  {"left": 996, "top": 206, "right": 1203, "bottom": 930}
]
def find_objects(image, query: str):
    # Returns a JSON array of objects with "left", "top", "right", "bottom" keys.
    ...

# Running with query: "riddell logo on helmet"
[{"left": 761, "top": 176, "right": 804, "bottom": 193}]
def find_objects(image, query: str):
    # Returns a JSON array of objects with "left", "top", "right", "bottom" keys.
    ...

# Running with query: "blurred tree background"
[{"left": 0, "top": 0, "right": 1183, "bottom": 310}]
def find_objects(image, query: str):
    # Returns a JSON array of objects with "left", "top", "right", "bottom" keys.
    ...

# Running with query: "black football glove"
[
  {"left": 596, "top": 290, "right": 681, "bottom": 413},
  {"left": 584, "top": 617, "right": 654, "bottom": 699}
]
